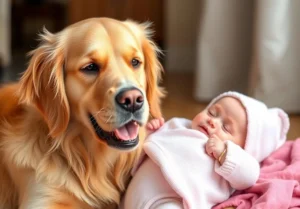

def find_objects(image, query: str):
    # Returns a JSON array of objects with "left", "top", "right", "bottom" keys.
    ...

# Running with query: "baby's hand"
[
  {"left": 146, "top": 118, "right": 165, "bottom": 131},
  {"left": 205, "top": 135, "right": 226, "bottom": 160}
]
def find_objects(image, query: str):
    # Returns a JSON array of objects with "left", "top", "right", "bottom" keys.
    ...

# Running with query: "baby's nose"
[
  {"left": 208, "top": 118, "right": 221, "bottom": 130},
  {"left": 208, "top": 119, "right": 216, "bottom": 128}
]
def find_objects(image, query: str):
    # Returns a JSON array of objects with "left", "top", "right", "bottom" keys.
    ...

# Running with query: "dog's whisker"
[
  {"left": 92, "top": 108, "right": 108, "bottom": 117},
  {"left": 105, "top": 114, "right": 113, "bottom": 124}
]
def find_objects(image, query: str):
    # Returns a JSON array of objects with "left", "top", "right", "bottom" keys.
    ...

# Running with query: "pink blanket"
[{"left": 213, "top": 138, "right": 300, "bottom": 209}]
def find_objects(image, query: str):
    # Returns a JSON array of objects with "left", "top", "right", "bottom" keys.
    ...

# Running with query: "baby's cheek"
[
  {"left": 219, "top": 132, "right": 230, "bottom": 141},
  {"left": 235, "top": 137, "right": 246, "bottom": 148}
]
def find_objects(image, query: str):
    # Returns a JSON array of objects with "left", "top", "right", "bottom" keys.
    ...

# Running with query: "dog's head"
[{"left": 18, "top": 18, "right": 164, "bottom": 151}]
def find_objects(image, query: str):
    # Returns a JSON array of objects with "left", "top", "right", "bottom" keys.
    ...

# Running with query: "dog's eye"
[
  {"left": 81, "top": 63, "right": 100, "bottom": 74},
  {"left": 131, "top": 58, "right": 141, "bottom": 68}
]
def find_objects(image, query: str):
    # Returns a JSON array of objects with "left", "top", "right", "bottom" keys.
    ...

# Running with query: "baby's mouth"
[{"left": 198, "top": 125, "right": 209, "bottom": 136}]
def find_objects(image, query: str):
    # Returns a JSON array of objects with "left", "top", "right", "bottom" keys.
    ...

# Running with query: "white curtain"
[
  {"left": 0, "top": 0, "right": 10, "bottom": 67},
  {"left": 194, "top": 0, "right": 300, "bottom": 113}
]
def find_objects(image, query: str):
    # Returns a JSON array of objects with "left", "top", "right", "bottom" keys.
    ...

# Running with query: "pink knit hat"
[{"left": 207, "top": 91, "right": 290, "bottom": 162}]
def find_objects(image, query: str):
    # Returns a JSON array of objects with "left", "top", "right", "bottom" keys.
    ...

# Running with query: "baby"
[{"left": 121, "top": 91, "right": 290, "bottom": 209}]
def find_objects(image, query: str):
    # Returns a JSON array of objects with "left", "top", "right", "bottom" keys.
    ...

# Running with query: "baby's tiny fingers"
[
  {"left": 147, "top": 123, "right": 154, "bottom": 130},
  {"left": 159, "top": 118, "right": 165, "bottom": 126},
  {"left": 205, "top": 144, "right": 213, "bottom": 157},
  {"left": 210, "top": 135, "right": 219, "bottom": 141},
  {"left": 207, "top": 139, "right": 215, "bottom": 146},
  {"left": 154, "top": 120, "right": 160, "bottom": 129}
]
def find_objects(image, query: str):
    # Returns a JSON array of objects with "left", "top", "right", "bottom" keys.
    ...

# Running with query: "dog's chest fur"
[{"left": 0, "top": 106, "right": 127, "bottom": 209}]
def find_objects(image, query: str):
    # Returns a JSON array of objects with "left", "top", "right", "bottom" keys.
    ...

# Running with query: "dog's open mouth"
[{"left": 89, "top": 115, "right": 139, "bottom": 150}]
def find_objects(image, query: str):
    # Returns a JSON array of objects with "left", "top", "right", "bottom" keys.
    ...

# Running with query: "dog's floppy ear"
[
  {"left": 19, "top": 28, "right": 69, "bottom": 137},
  {"left": 141, "top": 23, "right": 165, "bottom": 119}
]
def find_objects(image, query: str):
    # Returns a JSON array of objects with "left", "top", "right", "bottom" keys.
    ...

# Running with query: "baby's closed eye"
[
  {"left": 222, "top": 123, "right": 231, "bottom": 133},
  {"left": 208, "top": 109, "right": 218, "bottom": 117}
]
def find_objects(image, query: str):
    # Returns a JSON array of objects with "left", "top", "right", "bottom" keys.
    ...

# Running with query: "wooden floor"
[{"left": 161, "top": 73, "right": 300, "bottom": 140}]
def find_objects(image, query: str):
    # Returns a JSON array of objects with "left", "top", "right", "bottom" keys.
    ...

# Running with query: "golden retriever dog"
[{"left": 0, "top": 17, "right": 164, "bottom": 209}]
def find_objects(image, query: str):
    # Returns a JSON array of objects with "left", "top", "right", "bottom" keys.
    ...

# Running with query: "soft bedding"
[{"left": 214, "top": 138, "right": 300, "bottom": 209}]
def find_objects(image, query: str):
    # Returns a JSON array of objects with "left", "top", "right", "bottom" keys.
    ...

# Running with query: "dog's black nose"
[{"left": 116, "top": 88, "right": 144, "bottom": 112}]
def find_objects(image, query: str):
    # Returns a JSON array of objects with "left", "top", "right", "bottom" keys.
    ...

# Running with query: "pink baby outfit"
[
  {"left": 122, "top": 118, "right": 260, "bottom": 209},
  {"left": 121, "top": 92, "right": 290, "bottom": 209}
]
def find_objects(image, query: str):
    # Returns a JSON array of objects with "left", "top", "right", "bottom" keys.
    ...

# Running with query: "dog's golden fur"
[{"left": 0, "top": 18, "right": 164, "bottom": 209}]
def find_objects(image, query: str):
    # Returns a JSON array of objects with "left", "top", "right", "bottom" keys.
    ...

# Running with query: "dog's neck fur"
[{"left": 1, "top": 104, "right": 141, "bottom": 208}]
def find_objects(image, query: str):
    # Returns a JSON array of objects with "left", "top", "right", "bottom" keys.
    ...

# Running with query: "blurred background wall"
[
  {"left": 194, "top": 1, "right": 300, "bottom": 113},
  {"left": 0, "top": 0, "right": 299, "bottom": 138}
]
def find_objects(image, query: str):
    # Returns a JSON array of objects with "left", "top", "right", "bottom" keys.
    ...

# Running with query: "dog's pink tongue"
[{"left": 115, "top": 121, "right": 139, "bottom": 141}]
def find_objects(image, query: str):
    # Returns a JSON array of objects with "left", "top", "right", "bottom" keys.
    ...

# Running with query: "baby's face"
[{"left": 192, "top": 97, "right": 247, "bottom": 147}]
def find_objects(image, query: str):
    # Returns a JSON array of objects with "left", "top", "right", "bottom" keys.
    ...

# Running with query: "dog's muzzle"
[{"left": 89, "top": 87, "right": 146, "bottom": 150}]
